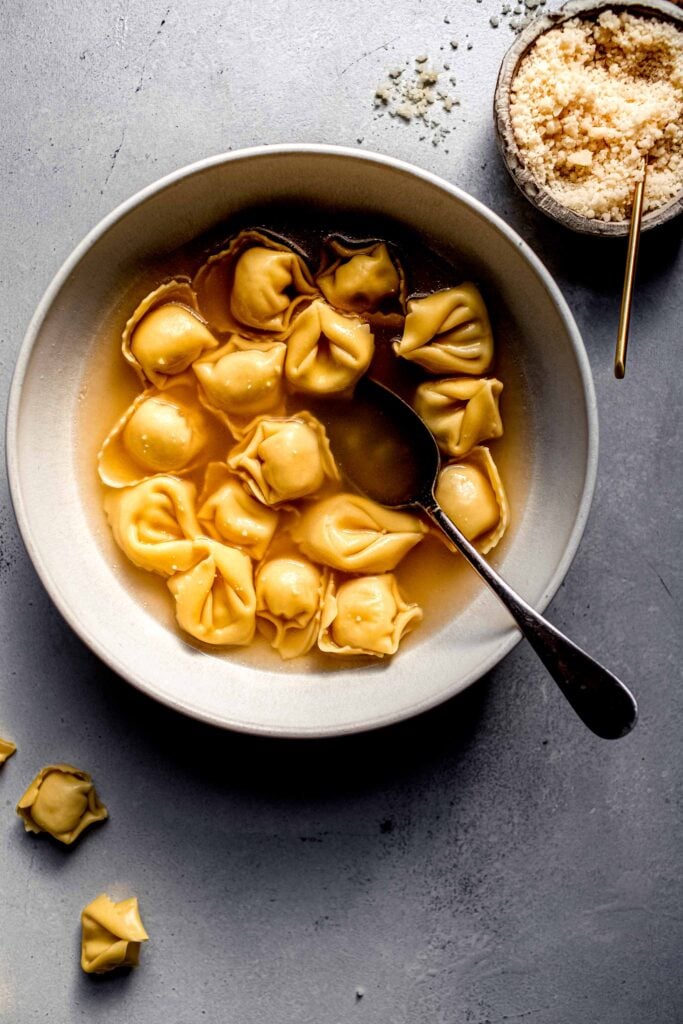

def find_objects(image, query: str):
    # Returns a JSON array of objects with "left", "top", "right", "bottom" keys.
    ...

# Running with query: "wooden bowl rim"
[{"left": 493, "top": 0, "right": 683, "bottom": 236}]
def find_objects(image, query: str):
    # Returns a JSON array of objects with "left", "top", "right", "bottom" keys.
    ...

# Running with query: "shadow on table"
[{"left": 95, "top": 658, "right": 494, "bottom": 802}]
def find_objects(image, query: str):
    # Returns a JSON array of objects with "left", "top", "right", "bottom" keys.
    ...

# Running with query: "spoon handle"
[{"left": 423, "top": 501, "right": 637, "bottom": 739}]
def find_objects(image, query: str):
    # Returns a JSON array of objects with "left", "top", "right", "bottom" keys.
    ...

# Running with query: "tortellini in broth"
[
  {"left": 193, "top": 229, "right": 318, "bottom": 337},
  {"left": 284, "top": 300, "right": 374, "bottom": 395},
  {"left": 98, "top": 222, "right": 514, "bottom": 663},
  {"left": 316, "top": 239, "right": 406, "bottom": 325},
  {"left": 394, "top": 283, "right": 494, "bottom": 375},
  {"left": 98, "top": 376, "right": 212, "bottom": 487},
  {"left": 122, "top": 279, "right": 218, "bottom": 388}
]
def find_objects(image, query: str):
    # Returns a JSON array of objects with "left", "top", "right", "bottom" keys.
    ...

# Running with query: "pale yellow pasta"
[
  {"left": 104, "top": 476, "right": 203, "bottom": 575},
  {"left": 435, "top": 446, "right": 509, "bottom": 554},
  {"left": 318, "top": 573, "right": 422, "bottom": 657},
  {"left": 16, "top": 764, "right": 108, "bottom": 845},
  {"left": 290, "top": 493, "right": 427, "bottom": 573},
  {"left": 227, "top": 412, "right": 339, "bottom": 506},
  {"left": 284, "top": 300, "right": 374, "bottom": 395},
  {"left": 193, "top": 339, "right": 286, "bottom": 434},
  {"left": 98, "top": 375, "right": 212, "bottom": 488},
  {"left": 198, "top": 462, "right": 279, "bottom": 560},
  {"left": 81, "top": 894, "right": 149, "bottom": 974},
  {"left": 255, "top": 549, "right": 325, "bottom": 659},
  {"left": 193, "top": 229, "right": 318, "bottom": 337},
  {"left": 122, "top": 279, "right": 218, "bottom": 388},
  {"left": 414, "top": 377, "right": 503, "bottom": 457},
  {"left": 167, "top": 539, "right": 256, "bottom": 646},
  {"left": 394, "top": 284, "right": 494, "bottom": 375},
  {"left": 316, "top": 240, "right": 405, "bottom": 323}
]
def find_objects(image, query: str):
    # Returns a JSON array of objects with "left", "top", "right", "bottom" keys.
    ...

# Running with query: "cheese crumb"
[{"left": 510, "top": 11, "right": 683, "bottom": 221}]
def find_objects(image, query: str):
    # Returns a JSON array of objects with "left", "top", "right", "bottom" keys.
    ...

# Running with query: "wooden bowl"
[{"left": 494, "top": 0, "right": 683, "bottom": 236}]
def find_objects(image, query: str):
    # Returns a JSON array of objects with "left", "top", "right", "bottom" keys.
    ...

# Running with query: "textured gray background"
[{"left": 1, "top": 1, "right": 682, "bottom": 1021}]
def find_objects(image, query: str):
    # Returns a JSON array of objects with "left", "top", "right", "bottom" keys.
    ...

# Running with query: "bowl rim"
[
  {"left": 494, "top": 0, "right": 683, "bottom": 237},
  {"left": 5, "top": 144, "right": 599, "bottom": 737}
]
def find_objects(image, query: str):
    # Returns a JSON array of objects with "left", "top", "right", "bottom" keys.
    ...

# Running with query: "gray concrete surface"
[{"left": 1, "top": 1, "right": 682, "bottom": 1021}]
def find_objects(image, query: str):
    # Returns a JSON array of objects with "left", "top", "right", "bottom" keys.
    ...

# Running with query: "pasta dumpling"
[
  {"left": 122, "top": 279, "right": 218, "bottom": 388},
  {"left": 81, "top": 894, "right": 149, "bottom": 974},
  {"left": 193, "top": 339, "right": 286, "bottom": 434},
  {"left": 284, "top": 300, "right": 375, "bottom": 395},
  {"left": 290, "top": 493, "right": 427, "bottom": 573},
  {"left": 167, "top": 539, "right": 256, "bottom": 646},
  {"left": 414, "top": 377, "right": 504, "bottom": 457},
  {"left": 98, "top": 376, "right": 212, "bottom": 488},
  {"left": 255, "top": 548, "right": 326, "bottom": 659},
  {"left": 16, "top": 764, "right": 108, "bottom": 845},
  {"left": 198, "top": 463, "right": 279, "bottom": 560},
  {"left": 318, "top": 573, "right": 422, "bottom": 657},
  {"left": 316, "top": 239, "right": 405, "bottom": 324},
  {"left": 394, "top": 284, "right": 494, "bottom": 375},
  {"left": 104, "top": 475, "right": 203, "bottom": 575},
  {"left": 193, "top": 229, "right": 318, "bottom": 337},
  {"left": 227, "top": 412, "right": 339, "bottom": 506},
  {"left": 435, "top": 446, "right": 509, "bottom": 554}
]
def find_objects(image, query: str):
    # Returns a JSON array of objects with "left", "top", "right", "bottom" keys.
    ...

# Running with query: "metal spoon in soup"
[{"left": 312, "top": 377, "right": 637, "bottom": 740}]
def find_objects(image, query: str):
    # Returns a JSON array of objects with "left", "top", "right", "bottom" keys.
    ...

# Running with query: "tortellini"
[
  {"left": 394, "top": 283, "right": 494, "bottom": 375},
  {"left": 227, "top": 412, "right": 339, "bottom": 506},
  {"left": 0, "top": 736, "right": 16, "bottom": 765},
  {"left": 318, "top": 574, "right": 422, "bottom": 657},
  {"left": 284, "top": 300, "right": 375, "bottom": 395},
  {"left": 98, "top": 376, "right": 213, "bottom": 488},
  {"left": 167, "top": 539, "right": 256, "bottom": 646},
  {"left": 16, "top": 764, "right": 108, "bottom": 845},
  {"left": 193, "top": 339, "right": 286, "bottom": 434},
  {"left": 198, "top": 463, "right": 279, "bottom": 560},
  {"left": 316, "top": 239, "right": 405, "bottom": 325},
  {"left": 81, "top": 894, "right": 149, "bottom": 974},
  {"left": 193, "top": 229, "right": 318, "bottom": 337},
  {"left": 122, "top": 279, "right": 218, "bottom": 388},
  {"left": 104, "top": 476, "right": 203, "bottom": 575},
  {"left": 99, "top": 224, "right": 514, "bottom": 663},
  {"left": 290, "top": 493, "right": 427, "bottom": 573},
  {"left": 414, "top": 377, "right": 504, "bottom": 457},
  {"left": 435, "top": 446, "right": 510, "bottom": 554},
  {"left": 255, "top": 549, "right": 326, "bottom": 659}
]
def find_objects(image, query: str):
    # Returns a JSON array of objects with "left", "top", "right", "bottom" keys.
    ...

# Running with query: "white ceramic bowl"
[{"left": 6, "top": 145, "right": 597, "bottom": 737}]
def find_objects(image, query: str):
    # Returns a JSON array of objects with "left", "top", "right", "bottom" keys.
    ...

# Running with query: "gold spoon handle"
[{"left": 615, "top": 157, "right": 647, "bottom": 379}]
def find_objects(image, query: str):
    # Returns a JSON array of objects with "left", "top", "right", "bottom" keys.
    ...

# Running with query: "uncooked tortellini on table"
[
  {"left": 227, "top": 412, "right": 339, "bottom": 506},
  {"left": 104, "top": 476, "right": 203, "bottom": 575},
  {"left": 0, "top": 736, "right": 16, "bottom": 765},
  {"left": 193, "top": 229, "right": 318, "bottom": 337},
  {"left": 394, "top": 283, "right": 494, "bottom": 375},
  {"left": 16, "top": 764, "right": 108, "bottom": 845},
  {"left": 318, "top": 573, "right": 422, "bottom": 657},
  {"left": 290, "top": 493, "right": 428, "bottom": 573},
  {"left": 81, "top": 894, "right": 149, "bottom": 974},
  {"left": 197, "top": 463, "right": 279, "bottom": 560},
  {"left": 167, "top": 539, "right": 256, "bottom": 646},
  {"left": 284, "top": 299, "right": 375, "bottom": 395},
  {"left": 435, "top": 446, "right": 509, "bottom": 554},
  {"left": 256, "top": 548, "right": 326, "bottom": 659},
  {"left": 122, "top": 279, "right": 218, "bottom": 388},
  {"left": 98, "top": 376, "right": 212, "bottom": 487},
  {"left": 193, "top": 339, "right": 286, "bottom": 434},
  {"left": 316, "top": 239, "right": 405, "bottom": 325},
  {"left": 414, "top": 377, "right": 503, "bottom": 457}
]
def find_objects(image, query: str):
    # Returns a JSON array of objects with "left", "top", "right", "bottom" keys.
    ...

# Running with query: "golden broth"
[{"left": 75, "top": 213, "right": 533, "bottom": 671}]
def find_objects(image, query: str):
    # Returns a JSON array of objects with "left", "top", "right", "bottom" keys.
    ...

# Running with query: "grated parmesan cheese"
[{"left": 509, "top": 11, "right": 683, "bottom": 221}]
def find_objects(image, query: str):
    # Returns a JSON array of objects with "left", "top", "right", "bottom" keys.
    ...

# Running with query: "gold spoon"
[
  {"left": 615, "top": 157, "right": 647, "bottom": 379},
  {"left": 312, "top": 378, "right": 638, "bottom": 739}
]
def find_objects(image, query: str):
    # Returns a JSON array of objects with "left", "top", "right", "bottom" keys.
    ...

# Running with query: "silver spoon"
[{"left": 311, "top": 377, "right": 638, "bottom": 739}]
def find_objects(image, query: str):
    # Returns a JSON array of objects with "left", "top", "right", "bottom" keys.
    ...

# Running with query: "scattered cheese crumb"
[{"left": 510, "top": 11, "right": 683, "bottom": 221}]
